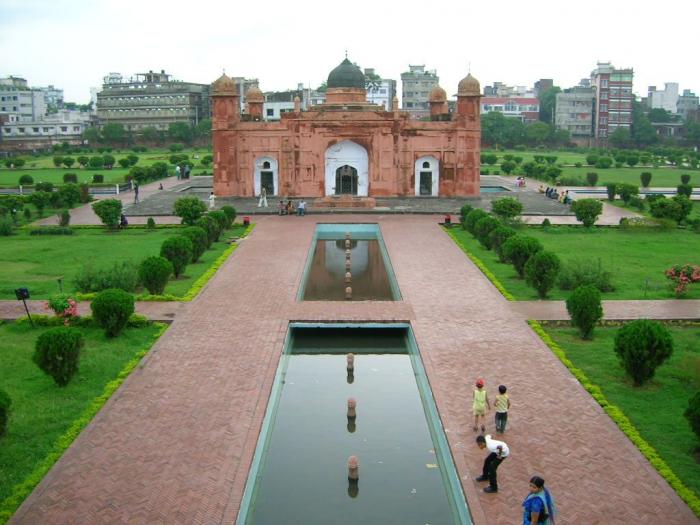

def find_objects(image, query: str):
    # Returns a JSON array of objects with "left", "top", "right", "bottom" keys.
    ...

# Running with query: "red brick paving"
[{"left": 9, "top": 215, "right": 698, "bottom": 524}]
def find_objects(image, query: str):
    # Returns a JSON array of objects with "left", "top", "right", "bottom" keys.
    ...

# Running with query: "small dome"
[
  {"left": 327, "top": 58, "right": 365, "bottom": 89},
  {"left": 246, "top": 86, "right": 264, "bottom": 103},
  {"left": 213, "top": 73, "right": 237, "bottom": 94},
  {"left": 429, "top": 85, "right": 447, "bottom": 102},
  {"left": 457, "top": 73, "right": 480, "bottom": 96}
]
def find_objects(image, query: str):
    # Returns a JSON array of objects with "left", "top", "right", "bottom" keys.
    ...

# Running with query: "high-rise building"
[
  {"left": 364, "top": 68, "right": 396, "bottom": 111},
  {"left": 590, "top": 62, "right": 633, "bottom": 141},
  {"left": 0, "top": 76, "right": 47, "bottom": 122},
  {"left": 647, "top": 83, "right": 679, "bottom": 113},
  {"left": 401, "top": 65, "right": 439, "bottom": 118},
  {"left": 677, "top": 89, "right": 699, "bottom": 122},
  {"left": 555, "top": 87, "right": 594, "bottom": 145},
  {"left": 96, "top": 69, "right": 211, "bottom": 131}
]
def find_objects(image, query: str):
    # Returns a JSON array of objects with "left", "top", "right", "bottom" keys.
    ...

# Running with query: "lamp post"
[{"left": 15, "top": 287, "right": 33, "bottom": 327}]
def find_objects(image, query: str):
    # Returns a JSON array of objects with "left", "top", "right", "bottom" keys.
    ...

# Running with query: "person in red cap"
[{"left": 472, "top": 378, "right": 490, "bottom": 432}]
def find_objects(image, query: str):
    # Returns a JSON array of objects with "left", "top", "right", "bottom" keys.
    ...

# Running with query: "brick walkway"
[{"left": 10, "top": 215, "right": 697, "bottom": 524}]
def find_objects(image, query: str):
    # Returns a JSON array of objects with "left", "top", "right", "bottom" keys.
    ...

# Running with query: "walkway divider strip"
[{"left": 528, "top": 320, "right": 700, "bottom": 517}]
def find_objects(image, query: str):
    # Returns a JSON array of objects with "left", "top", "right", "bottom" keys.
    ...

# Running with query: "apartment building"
[
  {"left": 0, "top": 76, "right": 47, "bottom": 122},
  {"left": 591, "top": 62, "right": 633, "bottom": 140},
  {"left": 364, "top": 68, "right": 396, "bottom": 111},
  {"left": 401, "top": 65, "right": 439, "bottom": 118},
  {"left": 555, "top": 87, "right": 594, "bottom": 144},
  {"left": 480, "top": 96, "right": 539, "bottom": 122},
  {"left": 648, "top": 83, "right": 679, "bottom": 113}
]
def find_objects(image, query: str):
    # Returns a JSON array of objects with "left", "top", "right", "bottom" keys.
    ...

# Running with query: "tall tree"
[
  {"left": 168, "top": 122, "right": 193, "bottom": 144},
  {"left": 101, "top": 123, "right": 126, "bottom": 145},
  {"left": 538, "top": 86, "right": 561, "bottom": 124}
]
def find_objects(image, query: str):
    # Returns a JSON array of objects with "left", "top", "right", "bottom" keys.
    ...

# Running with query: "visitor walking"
[
  {"left": 258, "top": 187, "right": 268, "bottom": 208},
  {"left": 494, "top": 384, "right": 510, "bottom": 433},
  {"left": 475, "top": 434, "right": 509, "bottom": 493},
  {"left": 522, "top": 476, "right": 556, "bottom": 524},
  {"left": 297, "top": 199, "right": 306, "bottom": 216},
  {"left": 208, "top": 191, "right": 216, "bottom": 210},
  {"left": 472, "top": 378, "right": 490, "bottom": 433},
  {"left": 134, "top": 182, "right": 139, "bottom": 203},
  {"left": 175, "top": 165, "right": 181, "bottom": 180}
]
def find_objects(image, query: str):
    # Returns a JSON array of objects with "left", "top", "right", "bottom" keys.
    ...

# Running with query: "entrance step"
[{"left": 313, "top": 196, "right": 377, "bottom": 209}]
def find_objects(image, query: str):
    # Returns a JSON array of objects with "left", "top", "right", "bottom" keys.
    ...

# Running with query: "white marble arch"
[
  {"left": 253, "top": 156, "right": 278, "bottom": 196},
  {"left": 414, "top": 156, "right": 440, "bottom": 196},
  {"left": 324, "top": 140, "right": 369, "bottom": 197}
]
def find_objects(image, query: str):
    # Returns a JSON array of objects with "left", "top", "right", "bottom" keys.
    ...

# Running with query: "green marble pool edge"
[
  {"left": 295, "top": 223, "right": 402, "bottom": 302},
  {"left": 235, "top": 322, "right": 472, "bottom": 525}
]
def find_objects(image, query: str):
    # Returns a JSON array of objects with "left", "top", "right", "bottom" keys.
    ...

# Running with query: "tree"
[
  {"left": 640, "top": 172, "right": 652, "bottom": 187},
  {"left": 101, "top": 123, "right": 126, "bottom": 144},
  {"left": 614, "top": 320, "right": 673, "bottom": 386},
  {"left": 168, "top": 122, "right": 193, "bottom": 144},
  {"left": 30, "top": 191, "right": 52, "bottom": 216},
  {"left": 649, "top": 108, "right": 673, "bottom": 123},
  {"left": 141, "top": 126, "right": 162, "bottom": 143},
  {"left": 91, "top": 288, "right": 135, "bottom": 337},
  {"left": 491, "top": 197, "right": 523, "bottom": 221},
  {"left": 571, "top": 199, "right": 603, "bottom": 228},
  {"left": 82, "top": 127, "right": 100, "bottom": 144},
  {"left": 33, "top": 327, "right": 84, "bottom": 386},
  {"left": 138, "top": 256, "right": 173, "bottom": 295},
  {"left": 160, "top": 236, "right": 193, "bottom": 278},
  {"left": 92, "top": 199, "right": 123, "bottom": 229},
  {"left": 631, "top": 100, "right": 658, "bottom": 147},
  {"left": 195, "top": 118, "right": 212, "bottom": 142},
  {"left": 524, "top": 250, "right": 561, "bottom": 298},
  {"left": 502, "top": 235, "right": 543, "bottom": 278},
  {"left": 566, "top": 285, "right": 603, "bottom": 339},
  {"left": 609, "top": 128, "right": 631, "bottom": 149},
  {"left": 538, "top": 86, "right": 561, "bottom": 124},
  {"left": 173, "top": 196, "right": 207, "bottom": 225},
  {"left": 474, "top": 216, "right": 501, "bottom": 248},
  {"left": 525, "top": 121, "right": 552, "bottom": 146},
  {"left": 181, "top": 226, "right": 208, "bottom": 262}
]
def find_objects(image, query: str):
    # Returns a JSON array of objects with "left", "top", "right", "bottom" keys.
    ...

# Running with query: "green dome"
[{"left": 327, "top": 58, "right": 365, "bottom": 89}]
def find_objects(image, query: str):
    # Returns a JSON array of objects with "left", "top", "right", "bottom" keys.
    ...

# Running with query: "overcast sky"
[{"left": 1, "top": 0, "right": 698, "bottom": 104}]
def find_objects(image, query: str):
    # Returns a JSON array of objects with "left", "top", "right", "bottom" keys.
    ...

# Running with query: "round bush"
[
  {"left": 459, "top": 203, "right": 474, "bottom": 223},
  {"left": 181, "top": 226, "right": 208, "bottom": 262},
  {"left": 524, "top": 250, "right": 561, "bottom": 298},
  {"left": 138, "top": 256, "right": 173, "bottom": 295},
  {"left": 173, "top": 196, "right": 207, "bottom": 225},
  {"left": 92, "top": 174, "right": 104, "bottom": 183},
  {"left": 677, "top": 184, "right": 693, "bottom": 198},
  {"left": 195, "top": 215, "right": 220, "bottom": 247},
  {"left": 488, "top": 226, "right": 516, "bottom": 261},
  {"left": 565, "top": 285, "right": 603, "bottom": 339},
  {"left": 63, "top": 173, "right": 78, "bottom": 184},
  {"left": 147, "top": 217, "right": 156, "bottom": 230},
  {"left": 91, "top": 288, "right": 135, "bottom": 337},
  {"left": 681, "top": 174, "right": 691, "bottom": 185},
  {"left": 209, "top": 210, "right": 228, "bottom": 232},
  {"left": 586, "top": 172, "right": 598, "bottom": 186},
  {"left": 464, "top": 208, "right": 489, "bottom": 235},
  {"left": 19, "top": 174, "right": 34, "bottom": 185},
  {"left": 684, "top": 392, "right": 700, "bottom": 440},
  {"left": 491, "top": 197, "right": 523, "bottom": 221},
  {"left": 160, "top": 236, "right": 193, "bottom": 278},
  {"left": 0, "top": 388, "right": 11, "bottom": 437},
  {"left": 640, "top": 172, "right": 652, "bottom": 188},
  {"left": 221, "top": 205, "right": 237, "bottom": 228},
  {"left": 502, "top": 235, "right": 543, "bottom": 278},
  {"left": 92, "top": 199, "right": 123, "bottom": 229},
  {"left": 33, "top": 327, "right": 84, "bottom": 386},
  {"left": 571, "top": 199, "right": 603, "bottom": 228},
  {"left": 474, "top": 215, "right": 501, "bottom": 248},
  {"left": 614, "top": 319, "right": 673, "bottom": 386}
]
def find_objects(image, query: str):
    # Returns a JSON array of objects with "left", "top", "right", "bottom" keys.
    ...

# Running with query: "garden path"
[{"left": 9, "top": 215, "right": 698, "bottom": 525}]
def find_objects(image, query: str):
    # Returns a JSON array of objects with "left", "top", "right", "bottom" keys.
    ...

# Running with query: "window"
[
  {"left": 601, "top": 92, "right": 608, "bottom": 100},
  {"left": 32, "top": 127, "right": 39, "bottom": 132},
  {"left": 600, "top": 117, "right": 607, "bottom": 125},
  {"left": 599, "top": 104, "right": 608, "bottom": 113},
  {"left": 422, "top": 161, "right": 430, "bottom": 169},
  {"left": 266, "top": 108, "right": 274, "bottom": 116},
  {"left": 43, "top": 127, "right": 50, "bottom": 132},
  {"left": 263, "top": 161, "right": 271, "bottom": 169},
  {"left": 73, "top": 126, "right": 80, "bottom": 132},
  {"left": 3, "top": 128, "right": 10, "bottom": 133},
  {"left": 60, "top": 126, "right": 68, "bottom": 132},
  {"left": 18, "top": 127, "right": 25, "bottom": 132},
  {"left": 601, "top": 79, "right": 608, "bottom": 88}
]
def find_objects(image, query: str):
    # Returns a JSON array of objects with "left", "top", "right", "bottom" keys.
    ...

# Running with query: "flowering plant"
[
  {"left": 664, "top": 264, "right": 700, "bottom": 296},
  {"left": 46, "top": 293, "right": 79, "bottom": 324}
]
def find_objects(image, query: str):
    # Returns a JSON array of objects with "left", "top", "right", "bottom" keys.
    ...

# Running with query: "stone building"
[
  {"left": 555, "top": 87, "right": 595, "bottom": 145},
  {"left": 212, "top": 58, "right": 481, "bottom": 200}
]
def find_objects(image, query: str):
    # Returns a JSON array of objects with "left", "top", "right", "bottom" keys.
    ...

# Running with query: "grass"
[
  {"left": 449, "top": 225, "right": 700, "bottom": 300},
  {"left": 0, "top": 321, "right": 163, "bottom": 504},
  {"left": 0, "top": 224, "right": 247, "bottom": 299},
  {"left": 0, "top": 168, "right": 131, "bottom": 185},
  {"left": 543, "top": 324, "right": 700, "bottom": 497}
]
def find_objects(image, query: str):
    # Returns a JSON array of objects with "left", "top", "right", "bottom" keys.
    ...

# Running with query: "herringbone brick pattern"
[{"left": 10, "top": 215, "right": 697, "bottom": 525}]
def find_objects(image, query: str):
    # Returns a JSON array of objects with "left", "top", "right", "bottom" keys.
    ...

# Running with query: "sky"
[{"left": 1, "top": 0, "right": 698, "bottom": 104}]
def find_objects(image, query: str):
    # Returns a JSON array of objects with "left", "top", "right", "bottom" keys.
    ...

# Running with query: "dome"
[
  {"left": 428, "top": 85, "right": 447, "bottom": 102},
  {"left": 327, "top": 58, "right": 365, "bottom": 89},
  {"left": 245, "top": 86, "right": 264, "bottom": 103},
  {"left": 212, "top": 73, "right": 237, "bottom": 94},
  {"left": 457, "top": 73, "right": 480, "bottom": 96}
]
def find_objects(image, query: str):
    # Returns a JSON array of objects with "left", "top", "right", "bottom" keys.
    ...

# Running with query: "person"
[
  {"left": 258, "top": 187, "right": 268, "bottom": 208},
  {"left": 119, "top": 214, "right": 128, "bottom": 229},
  {"left": 545, "top": 187, "right": 551, "bottom": 197},
  {"left": 472, "top": 378, "right": 490, "bottom": 432},
  {"left": 175, "top": 165, "right": 181, "bottom": 180},
  {"left": 522, "top": 476, "right": 556, "bottom": 524},
  {"left": 494, "top": 385, "right": 510, "bottom": 433},
  {"left": 475, "top": 434, "right": 509, "bottom": 493},
  {"left": 297, "top": 199, "right": 306, "bottom": 216},
  {"left": 184, "top": 165, "right": 191, "bottom": 179},
  {"left": 538, "top": 185, "right": 545, "bottom": 194},
  {"left": 208, "top": 191, "right": 216, "bottom": 210},
  {"left": 278, "top": 200, "right": 286, "bottom": 216},
  {"left": 133, "top": 182, "right": 139, "bottom": 203},
  {"left": 158, "top": 182, "right": 163, "bottom": 190},
  {"left": 286, "top": 199, "right": 294, "bottom": 215}
]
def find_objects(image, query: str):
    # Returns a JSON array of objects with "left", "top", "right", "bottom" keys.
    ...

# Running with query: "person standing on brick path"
[
  {"left": 475, "top": 434, "right": 509, "bottom": 493},
  {"left": 472, "top": 378, "right": 490, "bottom": 432},
  {"left": 494, "top": 384, "right": 510, "bottom": 433},
  {"left": 258, "top": 187, "right": 268, "bottom": 208},
  {"left": 208, "top": 192, "right": 216, "bottom": 210},
  {"left": 134, "top": 183, "right": 139, "bottom": 203}
]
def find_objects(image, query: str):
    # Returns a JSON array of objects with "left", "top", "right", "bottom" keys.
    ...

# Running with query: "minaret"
[
  {"left": 428, "top": 86, "right": 448, "bottom": 120},
  {"left": 245, "top": 86, "right": 264, "bottom": 120},
  {"left": 456, "top": 73, "right": 481, "bottom": 123},
  {"left": 211, "top": 73, "right": 240, "bottom": 196}
]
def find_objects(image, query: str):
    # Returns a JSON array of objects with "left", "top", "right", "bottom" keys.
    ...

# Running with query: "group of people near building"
[
  {"left": 472, "top": 377, "right": 557, "bottom": 524},
  {"left": 539, "top": 185, "right": 572, "bottom": 205},
  {"left": 277, "top": 198, "right": 306, "bottom": 216},
  {"left": 175, "top": 164, "right": 191, "bottom": 180}
]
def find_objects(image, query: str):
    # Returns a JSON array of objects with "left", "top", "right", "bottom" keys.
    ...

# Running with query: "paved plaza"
[{"left": 9, "top": 214, "right": 697, "bottom": 525}]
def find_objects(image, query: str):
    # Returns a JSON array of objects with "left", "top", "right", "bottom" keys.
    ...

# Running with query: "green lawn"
[
  {"left": 449, "top": 226, "right": 700, "bottom": 300},
  {"left": 0, "top": 321, "right": 163, "bottom": 504},
  {"left": 544, "top": 325, "right": 700, "bottom": 496},
  {"left": 0, "top": 224, "right": 246, "bottom": 299},
  {"left": 0, "top": 168, "right": 131, "bottom": 185}
]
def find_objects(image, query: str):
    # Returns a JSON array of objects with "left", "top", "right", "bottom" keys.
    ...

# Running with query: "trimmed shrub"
[
  {"left": 542, "top": 218, "right": 551, "bottom": 228},
  {"left": 88, "top": 156, "right": 104, "bottom": 169},
  {"left": 73, "top": 260, "right": 139, "bottom": 293},
  {"left": 63, "top": 173, "right": 78, "bottom": 184},
  {"left": 677, "top": 184, "right": 693, "bottom": 198},
  {"left": 685, "top": 392, "right": 700, "bottom": 440},
  {"left": 585, "top": 154, "right": 599, "bottom": 166},
  {"left": 160, "top": 236, "right": 193, "bottom": 278},
  {"left": 209, "top": 210, "right": 228, "bottom": 233},
  {"left": 650, "top": 195, "right": 692, "bottom": 223},
  {"left": 558, "top": 258, "right": 614, "bottom": 292},
  {"left": 77, "top": 155, "right": 89, "bottom": 167},
  {"left": 459, "top": 203, "right": 474, "bottom": 223},
  {"left": 640, "top": 172, "right": 652, "bottom": 188},
  {"left": 474, "top": 215, "right": 501, "bottom": 248},
  {"left": 545, "top": 166, "right": 562, "bottom": 181},
  {"left": 605, "top": 183, "right": 617, "bottom": 201},
  {"left": 681, "top": 174, "right": 691, "bottom": 184},
  {"left": 138, "top": 256, "right": 173, "bottom": 295},
  {"left": 500, "top": 160, "right": 516, "bottom": 174},
  {"left": 58, "top": 183, "right": 81, "bottom": 207},
  {"left": 146, "top": 217, "right": 156, "bottom": 230},
  {"left": 52, "top": 156, "right": 64, "bottom": 167},
  {"left": 464, "top": 208, "right": 489, "bottom": 235},
  {"left": 586, "top": 172, "right": 598, "bottom": 186},
  {"left": 502, "top": 235, "right": 543, "bottom": 278},
  {"left": 617, "top": 183, "right": 639, "bottom": 204},
  {"left": 118, "top": 158, "right": 131, "bottom": 169},
  {"left": 524, "top": 250, "right": 561, "bottom": 298},
  {"left": 565, "top": 285, "right": 603, "bottom": 339},
  {"left": 614, "top": 320, "right": 673, "bottom": 386},
  {"left": 0, "top": 388, "right": 10, "bottom": 437},
  {"left": 92, "top": 199, "right": 122, "bottom": 229},
  {"left": 0, "top": 217, "right": 13, "bottom": 236},
  {"left": 58, "top": 209, "right": 70, "bottom": 227},
  {"left": 92, "top": 174, "right": 104, "bottom": 183},
  {"left": 571, "top": 199, "right": 603, "bottom": 228},
  {"left": 221, "top": 205, "right": 237, "bottom": 228},
  {"left": 28, "top": 226, "right": 73, "bottom": 235},
  {"left": 595, "top": 156, "right": 613, "bottom": 169},
  {"left": 35, "top": 181, "right": 54, "bottom": 193},
  {"left": 19, "top": 174, "right": 33, "bottom": 185},
  {"left": 173, "top": 196, "right": 207, "bottom": 225},
  {"left": 33, "top": 327, "right": 84, "bottom": 386},
  {"left": 195, "top": 215, "right": 218, "bottom": 248},
  {"left": 91, "top": 288, "right": 135, "bottom": 337},
  {"left": 181, "top": 226, "right": 208, "bottom": 262},
  {"left": 488, "top": 226, "right": 516, "bottom": 261},
  {"left": 491, "top": 197, "right": 523, "bottom": 221}
]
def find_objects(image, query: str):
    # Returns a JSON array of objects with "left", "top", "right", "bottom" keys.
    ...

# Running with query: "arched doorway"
[
  {"left": 324, "top": 141, "right": 369, "bottom": 196},
  {"left": 414, "top": 156, "right": 440, "bottom": 196},
  {"left": 335, "top": 165, "right": 358, "bottom": 195},
  {"left": 254, "top": 157, "right": 278, "bottom": 196}
]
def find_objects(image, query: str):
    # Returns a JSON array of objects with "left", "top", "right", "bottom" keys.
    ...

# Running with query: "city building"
[
  {"left": 0, "top": 109, "right": 94, "bottom": 151},
  {"left": 480, "top": 96, "right": 539, "bottom": 123},
  {"left": 483, "top": 82, "right": 533, "bottom": 97},
  {"left": 35, "top": 85, "right": 64, "bottom": 111},
  {"left": 96, "top": 69, "right": 211, "bottom": 132},
  {"left": 0, "top": 76, "right": 47, "bottom": 122},
  {"left": 677, "top": 89, "right": 699, "bottom": 122},
  {"left": 648, "top": 83, "right": 679, "bottom": 113},
  {"left": 590, "top": 61, "right": 634, "bottom": 141},
  {"left": 555, "top": 87, "right": 594, "bottom": 145},
  {"left": 534, "top": 79, "right": 553, "bottom": 97},
  {"left": 401, "top": 65, "right": 439, "bottom": 119},
  {"left": 212, "top": 58, "right": 481, "bottom": 199},
  {"left": 364, "top": 68, "right": 396, "bottom": 111}
]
